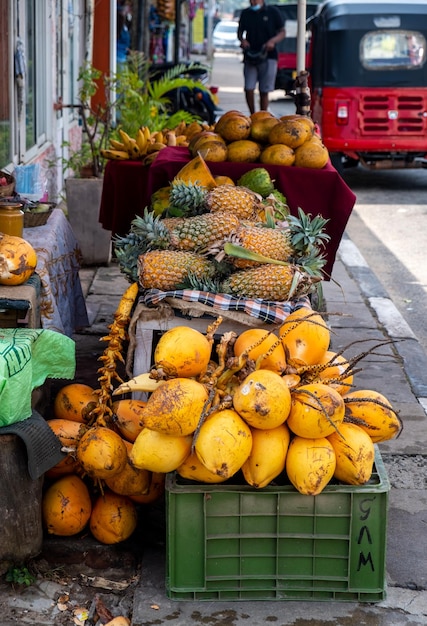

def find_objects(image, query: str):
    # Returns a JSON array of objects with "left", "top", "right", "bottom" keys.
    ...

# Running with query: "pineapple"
[
  {"left": 205, "top": 184, "right": 261, "bottom": 220},
  {"left": 229, "top": 225, "right": 293, "bottom": 268},
  {"left": 221, "top": 264, "right": 319, "bottom": 302},
  {"left": 114, "top": 209, "right": 171, "bottom": 282},
  {"left": 169, "top": 212, "right": 240, "bottom": 252},
  {"left": 139, "top": 250, "right": 216, "bottom": 291},
  {"left": 168, "top": 180, "right": 208, "bottom": 216}
]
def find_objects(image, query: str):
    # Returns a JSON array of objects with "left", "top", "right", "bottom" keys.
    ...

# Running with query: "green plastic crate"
[{"left": 166, "top": 446, "right": 389, "bottom": 601}]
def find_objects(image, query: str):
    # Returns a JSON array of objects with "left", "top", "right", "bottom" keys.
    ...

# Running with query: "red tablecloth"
[{"left": 99, "top": 147, "right": 356, "bottom": 277}]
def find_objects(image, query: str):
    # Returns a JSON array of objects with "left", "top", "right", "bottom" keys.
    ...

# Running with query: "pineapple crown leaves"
[
  {"left": 113, "top": 231, "right": 146, "bottom": 284},
  {"left": 287, "top": 207, "right": 331, "bottom": 254},
  {"left": 177, "top": 271, "right": 223, "bottom": 293},
  {"left": 130, "top": 208, "right": 171, "bottom": 249},
  {"left": 223, "top": 242, "right": 292, "bottom": 267},
  {"left": 113, "top": 208, "right": 172, "bottom": 283},
  {"left": 168, "top": 179, "right": 208, "bottom": 216}
]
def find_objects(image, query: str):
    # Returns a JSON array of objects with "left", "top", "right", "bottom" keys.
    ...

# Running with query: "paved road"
[{"left": 210, "top": 52, "right": 427, "bottom": 355}]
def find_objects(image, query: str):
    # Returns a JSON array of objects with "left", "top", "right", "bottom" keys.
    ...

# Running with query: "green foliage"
[
  {"left": 6, "top": 565, "right": 36, "bottom": 587},
  {"left": 59, "top": 53, "right": 211, "bottom": 178},
  {"left": 113, "top": 52, "right": 211, "bottom": 138}
]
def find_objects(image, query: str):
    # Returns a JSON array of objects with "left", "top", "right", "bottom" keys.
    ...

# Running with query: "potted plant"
[{"left": 61, "top": 55, "right": 212, "bottom": 265}]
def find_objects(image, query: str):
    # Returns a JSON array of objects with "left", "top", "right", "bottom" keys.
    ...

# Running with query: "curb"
[{"left": 339, "top": 233, "right": 427, "bottom": 402}]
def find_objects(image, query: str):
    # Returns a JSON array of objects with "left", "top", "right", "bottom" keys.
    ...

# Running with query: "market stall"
[{"left": 99, "top": 146, "right": 356, "bottom": 278}]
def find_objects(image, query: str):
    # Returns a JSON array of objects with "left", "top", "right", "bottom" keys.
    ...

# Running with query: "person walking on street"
[{"left": 238, "top": 0, "right": 285, "bottom": 114}]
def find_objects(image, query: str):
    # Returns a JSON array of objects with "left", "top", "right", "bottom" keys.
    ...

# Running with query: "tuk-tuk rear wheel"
[{"left": 330, "top": 153, "right": 344, "bottom": 175}]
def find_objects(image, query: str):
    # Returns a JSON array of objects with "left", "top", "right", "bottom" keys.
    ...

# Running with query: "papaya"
[
  {"left": 294, "top": 138, "right": 329, "bottom": 169},
  {"left": 227, "top": 139, "right": 262, "bottom": 162},
  {"left": 173, "top": 154, "right": 217, "bottom": 189},
  {"left": 268, "top": 118, "right": 313, "bottom": 148},
  {"left": 260, "top": 144, "right": 295, "bottom": 166}
]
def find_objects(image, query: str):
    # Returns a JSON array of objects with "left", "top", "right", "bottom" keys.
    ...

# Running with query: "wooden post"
[{"left": 0, "top": 434, "right": 43, "bottom": 571}]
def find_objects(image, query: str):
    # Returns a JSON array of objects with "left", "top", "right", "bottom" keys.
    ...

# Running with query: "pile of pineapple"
[
  {"left": 114, "top": 156, "right": 330, "bottom": 302},
  {"left": 113, "top": 311, "right": 402, "bottom": 495}
]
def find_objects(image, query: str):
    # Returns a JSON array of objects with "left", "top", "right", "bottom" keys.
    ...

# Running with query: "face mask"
[{"left": 251, "top": 4, "right": 261, "bottom": 10}]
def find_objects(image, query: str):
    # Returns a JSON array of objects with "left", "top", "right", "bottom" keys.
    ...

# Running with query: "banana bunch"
[
  {"left": 100, "top": 121, "right": 217, "bottom": 165},
  {"left": 101, "top": 126, "right": 190, "bottom": 165}
]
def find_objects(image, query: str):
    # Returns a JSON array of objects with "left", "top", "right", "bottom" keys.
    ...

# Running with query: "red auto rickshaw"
[{"left": 307, "top": 0, "right": 427, "bottom": 172}]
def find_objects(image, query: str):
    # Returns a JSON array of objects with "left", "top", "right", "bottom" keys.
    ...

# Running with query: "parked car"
[{"left": 213, "top": 20, "right": 240, "bottom": 51}]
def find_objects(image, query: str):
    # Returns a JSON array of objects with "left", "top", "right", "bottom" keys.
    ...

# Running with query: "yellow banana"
[
  {"left": 112, "top": 372, "right": 166, "bottom": 395},
  {"left": 174, "top": 120, "right": 186, "bottom": 136},
  {"left": 151, "top": 130, "right": 164, "bottom": 144},
  {"left": 143, "top": 126, "right": 151, "bottom": 143},
  {"left": 100, "top": 148, "right": 129, "bottom": 160},
  {"left": 166, "top": 131, "right": 177, "bottom": 147},
  {"left": 147, "top": 142, "right": 167, "bottom": 154},
  {"left": 109, "top": 138, "right": 126, "bottom": 150},
  {"left": 175, "top": 134, "right": 189, "bottom": 146},
  {"left": 136, "top": 128, "right": 147, "bottom": 154},
  {"left": 119, "top": 129, "right": 133, "bottom": 152},
  {"left": 127, "top": 136, "right": 142, "bottom": 158}
]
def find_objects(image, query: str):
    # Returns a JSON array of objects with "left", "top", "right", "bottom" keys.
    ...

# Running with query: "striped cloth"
[{"left": 141, "top": 289, "right": 311, "bottom": 325}]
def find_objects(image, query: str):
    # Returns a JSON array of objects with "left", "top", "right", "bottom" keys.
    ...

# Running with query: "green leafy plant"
[
  {"left": 6, "top": 565, "right": 36, "bottom": 587},
  {"left": 114, "top": 52, "right": 211, "bottom": 138},
  {"left": 58, "top": 53, "right": 211, "bottom": 179}
]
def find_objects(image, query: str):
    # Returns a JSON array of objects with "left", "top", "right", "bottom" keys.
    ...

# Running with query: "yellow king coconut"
[
  {"left": 279, "top": 308, "right": 330, "bottom": 366},
  {"left": 233, "top": 328, "right": 287, "bottom": 374},
  {"left": 194, "top": 409, "right": 252, "bottom": 479},
  {"left": 76, "top": 426, "right": 128, "bottom": 480},
  {"left": 177, "top": 451, "right": 229, "bottom": 484},
  {"left": 287, "top": 382, "right": 345, "bottom": 438},
  {"left": 130, "top": 428, "right": 192, "bottom": 473},
  {"left": 343, "top": 389, "right": 402, "bottom": 442},
  {"left": 242, "top": 423, "right": 291, "bottom": 489},
  {"left": 328, "top": 422, "right": 375, "bottom": 485},
  {"left": 285, "top": 436, "right": 336, "bottom": 495},
  {"left": 104, "top": 441, "right": 151, "bottom": 497},
  {"left": 153, "top": 326, "right": 212, "bottom": 378},
  {"left": 140, "top": 377, "right": 208, "bottom": 436},
  {"left": 233, "top": 369, "right": 292, "bottom": 429}
]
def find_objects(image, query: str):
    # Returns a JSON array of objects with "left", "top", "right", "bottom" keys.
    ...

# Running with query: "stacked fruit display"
[
  {"left": 100, "top": 112, "right": 330, "bottom": 169},
  {"left": 100, "top": 124, "right": 192, "bottom": 166},
  {"left": 112, "top": 311, "right": 402, "bottom": 495},
  {"left": 193, "top": 110, "right": 330, "bottom": 168},
  {"left": 114, "top": 156, "right": 330, "bottom": 302},
  {"left": 43, "top": 383, "right": 165, "bottom": 543},
  {"left": 41, "top": 289, "right": 401, "bottom": 544}
]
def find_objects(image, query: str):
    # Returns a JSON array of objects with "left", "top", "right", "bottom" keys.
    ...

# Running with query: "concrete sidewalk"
[{"left": 77, "top": 230, "right": 427, "bottom": 625}]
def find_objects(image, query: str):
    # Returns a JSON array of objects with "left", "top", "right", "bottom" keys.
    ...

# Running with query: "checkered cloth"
[{"left": 141, "top": 289, "right": 311, "bottom": 325}]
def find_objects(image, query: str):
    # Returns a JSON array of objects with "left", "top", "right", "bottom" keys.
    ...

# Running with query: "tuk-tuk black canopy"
[{"left": 309, "top": 0, "right": 427, "bottom": 87}]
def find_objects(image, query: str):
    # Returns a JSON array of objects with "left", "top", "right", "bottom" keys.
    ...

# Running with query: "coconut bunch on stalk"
[
  {"left": 41, "top": 282, "right": 166, "bottom": 546},
  {"left": 114, "top": 154, "right": 330, "bottom": 302},
  {"left": 110, "top": 310, "right": 402, "bottom": 495}
]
